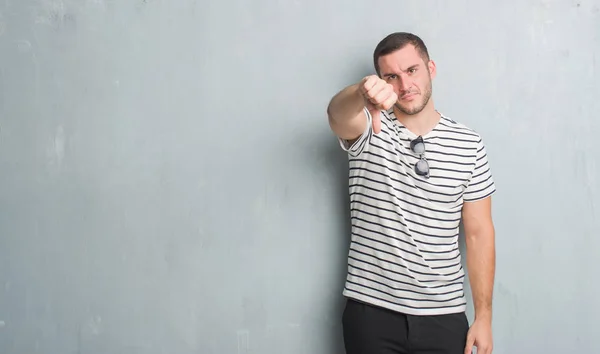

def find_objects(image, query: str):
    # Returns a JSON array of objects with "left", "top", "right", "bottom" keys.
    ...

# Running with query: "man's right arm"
[
  {"left": 326, "top": 75, "right": 398, "bottom": 143},
  {"left": 327, "top": 83, "right": 369, "bottom": 142}
]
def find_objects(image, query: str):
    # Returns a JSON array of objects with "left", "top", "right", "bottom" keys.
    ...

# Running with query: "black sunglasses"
[{"left": 410, "top": 136, "right": 430, "bottom": 178}]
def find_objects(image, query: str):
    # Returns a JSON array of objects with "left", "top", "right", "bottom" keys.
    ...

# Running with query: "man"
[{"left": 326, "top": 32, "right": 496, "bottom": 354}]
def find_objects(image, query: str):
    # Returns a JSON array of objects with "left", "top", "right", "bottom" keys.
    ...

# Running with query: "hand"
[
  {"left": 464, "top": 318, "right": 493, "bottom": 354},
  {"left": 358, "top": 75, "right": 398, "bottom": 134}
]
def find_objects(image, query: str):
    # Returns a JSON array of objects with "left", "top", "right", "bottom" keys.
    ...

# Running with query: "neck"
[{"left": 393, "top": 99, "right": 440, "bottom": 137}]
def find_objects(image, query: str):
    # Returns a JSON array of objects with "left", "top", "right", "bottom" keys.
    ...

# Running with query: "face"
[{"left": 377, "top": 45, "right": 436, "bottom": 115}]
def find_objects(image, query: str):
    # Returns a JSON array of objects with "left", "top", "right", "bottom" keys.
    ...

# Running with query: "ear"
[{"left": 428, "top": 60, "right": 437, "bottom": 79}]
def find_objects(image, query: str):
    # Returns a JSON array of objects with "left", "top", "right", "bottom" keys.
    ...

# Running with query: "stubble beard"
[{"left": 394, "top": 79, "right": 433, "bottom": 116}]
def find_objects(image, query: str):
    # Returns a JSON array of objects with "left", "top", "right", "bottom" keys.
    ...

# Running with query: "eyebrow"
[{"left": 382, "top": 64, "right": 420, "bottom": 77}]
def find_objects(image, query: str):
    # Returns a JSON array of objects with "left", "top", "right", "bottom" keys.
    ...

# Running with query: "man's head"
[{"left": 373, "top": 32, "right": 436, "bottom": 116}]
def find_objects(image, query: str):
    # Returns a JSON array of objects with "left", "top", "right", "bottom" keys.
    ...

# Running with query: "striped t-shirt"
[{"left": 338, "top": 107, "right": 496, "bottom": 316}]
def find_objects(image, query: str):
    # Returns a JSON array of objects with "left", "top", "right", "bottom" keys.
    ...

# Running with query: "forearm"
[
  {"left": 327, "top": 84, "right": 364, "bottom": 122},
  {"left": 465, "top": 226, "right": 496, "bottom": 322},
  {"left": 327, "top": 84, "right": 367, "bottom": 140}
]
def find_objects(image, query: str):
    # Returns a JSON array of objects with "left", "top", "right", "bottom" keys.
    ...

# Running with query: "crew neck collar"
[{"left": 387, "top": 110, "right": 443, "bottom": 140}]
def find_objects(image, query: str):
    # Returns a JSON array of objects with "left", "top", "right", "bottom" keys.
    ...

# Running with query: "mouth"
[{"left": 400, "top": 92, "right": 417, "bottom": 101}]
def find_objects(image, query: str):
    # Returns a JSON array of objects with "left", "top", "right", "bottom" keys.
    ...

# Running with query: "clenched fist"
[{"left": 358, "top": 75, "right": 398, "bottom": 134}]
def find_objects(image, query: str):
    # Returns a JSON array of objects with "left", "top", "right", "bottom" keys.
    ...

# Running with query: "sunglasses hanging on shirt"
[{"left": 410, "top": 136, "right": 430, "bottom": 179}]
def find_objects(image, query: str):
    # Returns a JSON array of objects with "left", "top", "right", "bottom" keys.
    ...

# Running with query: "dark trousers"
[{"left": 342, "top": 298, "right": 469, "bottom": 354}]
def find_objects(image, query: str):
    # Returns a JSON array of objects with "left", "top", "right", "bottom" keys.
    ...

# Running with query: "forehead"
[{"left": 378, "top": 45, "right": 424, "bottom": 72}]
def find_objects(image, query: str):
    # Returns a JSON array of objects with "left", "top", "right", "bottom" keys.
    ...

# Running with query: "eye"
[{"left": 408, "top": 68, "right": 417, "bottom": 74}]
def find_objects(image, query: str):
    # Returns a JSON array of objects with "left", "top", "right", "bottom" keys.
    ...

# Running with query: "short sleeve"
[
  {"left": 338, "top": 106, "right": 373, "bottom": 157},
  {"left": 463, "top": 138, "right": 496, "bottom": 202}
]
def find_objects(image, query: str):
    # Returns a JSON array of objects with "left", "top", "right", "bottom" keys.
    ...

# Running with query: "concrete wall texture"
[{"left": 1, "top": 0, "right": 599, "bottom": 353}]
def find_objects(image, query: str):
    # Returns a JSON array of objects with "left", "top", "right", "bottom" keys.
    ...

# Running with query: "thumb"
[{"left": 368, "top": 107, "right": 381, "bottom": 134}]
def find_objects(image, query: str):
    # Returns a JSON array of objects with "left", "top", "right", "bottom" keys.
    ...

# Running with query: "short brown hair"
[{"left": 373, "top": 32, "right": 430, "bottom": 75}]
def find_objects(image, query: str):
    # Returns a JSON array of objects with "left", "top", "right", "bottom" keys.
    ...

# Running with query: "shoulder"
[
  {"left": 438, "top": 114, "right": 481, "bottom": 137},
  {"left": 435, "top": 113, "right": 487, "bottom": 147}
]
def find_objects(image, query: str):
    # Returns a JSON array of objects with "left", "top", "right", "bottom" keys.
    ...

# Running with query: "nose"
[{"left": 399, "top": 77, "right": 411, "bottom": 93}]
